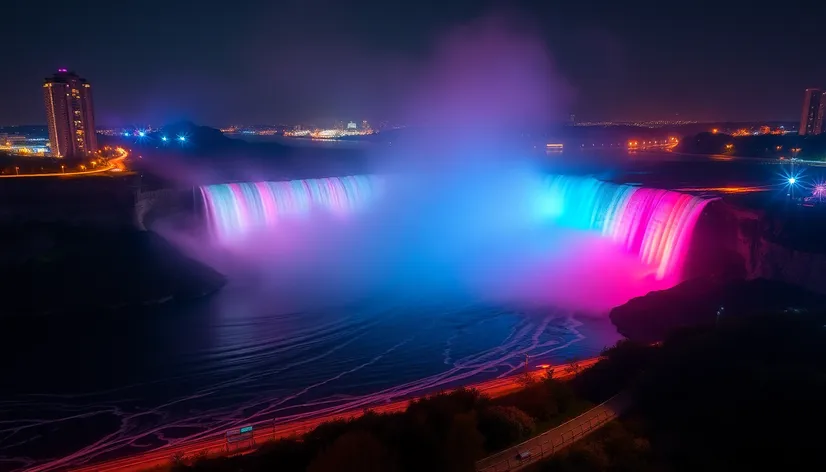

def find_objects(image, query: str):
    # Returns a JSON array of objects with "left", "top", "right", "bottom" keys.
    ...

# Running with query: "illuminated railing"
[{"left": 475, "top": 391, "right": 632, "bottom": 472}]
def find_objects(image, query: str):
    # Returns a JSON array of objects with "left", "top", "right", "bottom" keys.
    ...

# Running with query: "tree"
[
  {"left": 444, "top": 413, "right": 486, "bottom": 472},
  {"left": 307, "top": 430, "right": 397, "bottom": 472},
  {"left": 478, "top": 405, "right": 536, "bottom": 451},
  {"left": 565, "top": 358, "right": 582, "bottom": 376},
  {"left": 498, "top": 382, "right": 559, "bottom": 421}
]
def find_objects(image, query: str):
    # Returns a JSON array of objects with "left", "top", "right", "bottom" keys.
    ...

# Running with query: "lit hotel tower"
[
  {"left": 43, "top": 69, "right": 98, "bottom": 157},
  {"left": 799, "top": 88, "right": 825, "bottom": 136}
]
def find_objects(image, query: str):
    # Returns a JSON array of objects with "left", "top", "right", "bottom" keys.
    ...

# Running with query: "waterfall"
[
  {"left": 199, "top": 175, "right": 381, "bottom": 242},
  {"left": 199, "top": 174, "right": 711, "bottom": 281},
  {"left": 539, "top": 175, "right": 714, "bottom": 280}
]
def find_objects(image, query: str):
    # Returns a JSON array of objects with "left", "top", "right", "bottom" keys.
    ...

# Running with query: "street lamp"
[{"left": 61, "top": 165, "right": 65, "bottom": 174}]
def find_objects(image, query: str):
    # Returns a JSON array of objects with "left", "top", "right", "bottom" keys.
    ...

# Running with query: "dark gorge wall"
[
  {"left": 685, "top": 200, "right": 826, "bottom": 294},
  {"left": 728, "top": 204, "right": 826, "bottom": 294}
]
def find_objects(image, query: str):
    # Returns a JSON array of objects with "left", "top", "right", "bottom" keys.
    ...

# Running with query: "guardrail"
[{"left": 475, "top": 392, "right": 631, "bottom": 472}]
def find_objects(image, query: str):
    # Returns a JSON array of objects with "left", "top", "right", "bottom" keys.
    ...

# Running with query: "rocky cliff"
[
  {"left": 610, "top": 200, "right": 826, "bottom": 342},
  {"left": 726, "top": 203, "right": 826, "bottom": 294},
  {"left": 0, "top": 223, "right": 226, "bottom": 316},
  {"left": 609, "top": 278, "right": 824, "bottom": 343}
]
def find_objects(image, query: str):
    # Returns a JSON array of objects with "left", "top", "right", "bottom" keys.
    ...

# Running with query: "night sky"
[{"left": 4, "top": 0, "right": 824, "bottom": 126}]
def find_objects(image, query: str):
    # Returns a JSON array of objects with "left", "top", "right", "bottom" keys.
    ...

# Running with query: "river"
[{"left": 0, "top": 145, "right": 801, "bottom": 471}]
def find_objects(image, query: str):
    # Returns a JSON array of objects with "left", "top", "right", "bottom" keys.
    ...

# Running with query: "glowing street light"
[
  {"left": 177, "top": 135, "right": 187, "bottom": 142},
  {"left": 137, "top": 130, "right": 146, "bottom": 137},
  {"left": 788, "top": 177, "right": 796, "bottom": 185},
  {"left": 161, "top": 136, "right": 168, "bottom": 142}
]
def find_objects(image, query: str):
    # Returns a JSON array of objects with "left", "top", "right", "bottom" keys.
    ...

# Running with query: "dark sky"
[{"left": 4, "top": 0, "right": 824, "bottom": 126}]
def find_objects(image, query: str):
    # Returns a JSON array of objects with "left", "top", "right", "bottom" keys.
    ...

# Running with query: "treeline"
[
  {"left": 537, "top": 313, "right": 826, "bottom": 472},
  {"left": 170, "top": 371, "right": 614, "bottom": 472},
  {"left": 677, "top": 132, "right": 826, "bottom": 159}
]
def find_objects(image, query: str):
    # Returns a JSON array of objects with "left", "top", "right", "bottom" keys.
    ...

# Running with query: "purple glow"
[
  {"left": 199, "top": 174, "right": 709, "bottom": 288},
  {"left": 539, "top": 175, "right": 714, "bottom": 281},
  {"left": 200, "top": 176, "right": 381, "bottom": 243},
  {"left": 58, "top": 68, "right": 67, "bottom": 72}
]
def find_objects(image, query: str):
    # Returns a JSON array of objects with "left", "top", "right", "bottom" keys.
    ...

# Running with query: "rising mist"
[{"left": 155, "top": 14, "right": 675, "bottom": 313}]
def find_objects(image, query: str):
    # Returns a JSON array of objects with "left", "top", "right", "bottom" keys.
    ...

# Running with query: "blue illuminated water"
[{"left": 0, "top": 282, "right": 621, "bottom": 471}]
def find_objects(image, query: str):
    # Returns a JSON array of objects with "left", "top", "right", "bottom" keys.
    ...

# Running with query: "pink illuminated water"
[
  {"left": 539, "top": 175, "right": 714, "bottom": 282},
  {"left": 200, "top": 174, "right": 711, "bottom": 284},
  {"left": 200, "top": 175, "right": 380, "bottom": 243}
]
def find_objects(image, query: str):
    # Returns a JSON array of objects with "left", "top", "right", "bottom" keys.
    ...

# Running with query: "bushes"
[
  {"left": 535, "top": 420, "right": 662, "bottom": 472},
  {"left": 171, "top": 365, "right": 600, "bottom": 472},
  {"left": 307, "top": 430, "right": 397, "bottom": 472},
  {"left": 494, "top": 377, "right": 579, "bottom": 422},
  {"left": 477, "top": 405, "right": 535, "bottom": 450}
]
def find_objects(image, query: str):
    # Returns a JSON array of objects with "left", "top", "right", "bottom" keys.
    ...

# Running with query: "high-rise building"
[
  {"left": 43, "top": 69, "right": 97, "bottom": 157},
  {"left": 799, "top": 88, "right": 825, "bottom": 136}
]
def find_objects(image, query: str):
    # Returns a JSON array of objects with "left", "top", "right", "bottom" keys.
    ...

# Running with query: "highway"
[
  {"left": 0, "top": 148, "right": 127, "bottom": 178},
  {"left": 475, "top": 391, "right": 632, "bottom": 472},
  {"left": 63, "top": 358, "right": 600, "bottom": 472}
]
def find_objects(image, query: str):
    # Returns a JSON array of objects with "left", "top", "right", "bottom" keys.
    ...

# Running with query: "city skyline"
[{"left": 2, "top": 0, "right": 825, "bottom": 126}]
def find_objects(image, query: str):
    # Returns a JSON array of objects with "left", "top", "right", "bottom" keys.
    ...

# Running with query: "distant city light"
[
  {"left": 177, "top": 135, "right": 187, "bottom": 142},
  {"left": 788, "top": 177, "right": 796, "bottom": 185},
  {"left": 161, "top": 136, "right": 168, "bottom": 142},
  {"left": 58, "top": 68, "right": 67, "bottom": 72},
  {"left": 138, "top": 131, "right": 146, "bottom": 137},
  {"left": 123, "top": 132, "right": 130, "bottom": 137}
]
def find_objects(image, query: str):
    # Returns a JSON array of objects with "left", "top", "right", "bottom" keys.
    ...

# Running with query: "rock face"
[
  {"left": 0, "top": 224, "right": 226, "bottom": 316},
  {"left": 609, "top": 278, "right": 824, "bottom": 343},
  {"left": 610, "top": 201, "right": 826, "bottom": 342},
  {"left": 725, "top": 203, "right": 826, "bottom": 295}
]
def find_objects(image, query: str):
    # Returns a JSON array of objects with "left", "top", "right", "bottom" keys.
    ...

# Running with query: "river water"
[
  {"left": 0, "top": 283, "right": 621, "bottom": 471},
  {"left": 0, "top": 146, "right": 796, "bottom": 471}
]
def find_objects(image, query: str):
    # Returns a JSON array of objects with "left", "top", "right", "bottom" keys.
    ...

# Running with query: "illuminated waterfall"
[
  {"left": 199, "top": 174, "right": 711, "bottom": 282},
  {"left": 539, "top": 175, "right": 714, "bottom": 280},
  {"left": 200, "top": 175, "right": 381, "bottom": 242}
]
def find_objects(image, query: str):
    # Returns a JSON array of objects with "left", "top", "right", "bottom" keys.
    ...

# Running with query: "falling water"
[
  {"left": 199, "top": 174, "right": 712, "bottom": 282},
  {"left": 539, "top": 175, "right": 714, "bottom": 280},
  {"left": 199, "top": 175, "right": 381, "bottom": 242}
]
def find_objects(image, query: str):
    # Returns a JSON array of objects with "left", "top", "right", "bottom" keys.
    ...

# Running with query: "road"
[
  {"left": 62, "top": 358, "right": 600, "bottom": 472},
  {"left": 475, "top": 391, "right": 633, "bottom": 472},
  {"left": 0, "top": 149, "right": 127, "bottom": 178}
]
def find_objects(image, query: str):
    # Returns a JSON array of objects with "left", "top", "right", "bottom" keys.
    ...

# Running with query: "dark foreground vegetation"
[
  {"left": 168, "top": 312, "right": 826, "bottom": 472},
  {"left": 169, "top": 373, "right": 600, "bottom": 472},
  {"left": 0, "top": 223, "right": 225, "bottom": 315},
  {"left": 610, "top": 277, "right": 825, "bottom": 343},
  {"left": 535, "top": 313, "right": 826, "bottom": 472}
]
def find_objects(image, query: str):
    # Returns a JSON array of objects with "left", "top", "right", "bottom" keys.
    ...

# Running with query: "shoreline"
[{"left": 63, "top": 358, "right": 600, "bottom": 472}]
